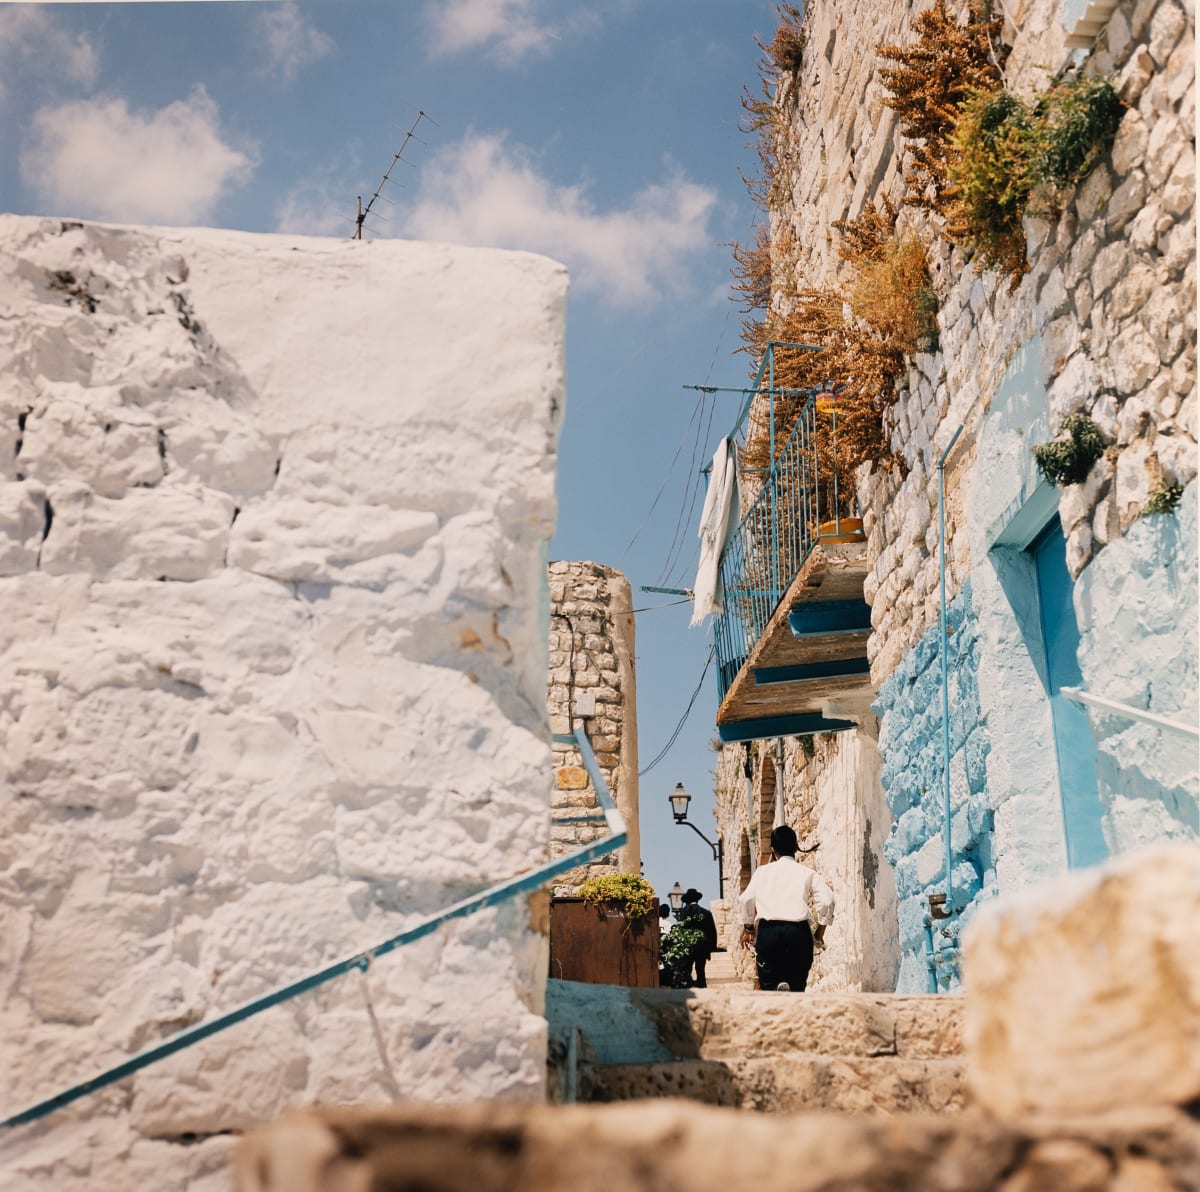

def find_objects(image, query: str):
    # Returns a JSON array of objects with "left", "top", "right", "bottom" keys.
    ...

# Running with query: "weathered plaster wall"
[
  {"left": 547, "top": 561, "right": 639, "bottom": 890},
  {"left": 1075, "top": 479, "right": 1199, "bottom": 848},
  {"left": 0, "top": 216, "right": 566, "bottom": 1188}
]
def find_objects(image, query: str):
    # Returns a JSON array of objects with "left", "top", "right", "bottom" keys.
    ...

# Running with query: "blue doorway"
[{"left": 1031, "top": 518, "right": 1108, "bottom": 867}]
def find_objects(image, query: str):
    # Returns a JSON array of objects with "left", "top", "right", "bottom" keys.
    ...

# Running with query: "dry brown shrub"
[
  {"left": 878, "top": 0, "right": 1006, "bottom": 217},
  {"left": 730, "top": 223, "right": 773, "bottom": 312},
  {"left": 765, "top": 4, "right": 807, "bottom": 75},
  {"left": 847, "top": 236, "right": 938, "bottom": 353}
]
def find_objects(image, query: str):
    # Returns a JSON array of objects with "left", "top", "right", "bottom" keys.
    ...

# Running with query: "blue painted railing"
[
  {"left": 1, "top": 729, "right": 623, "bottom": 1131},
  {"left": 713, "top": 341, "right": 855, "bottom": 700}
]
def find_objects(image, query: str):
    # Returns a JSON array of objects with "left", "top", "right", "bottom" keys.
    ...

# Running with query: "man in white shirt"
[{"left": 738, "top": 824, "right": 835, "bottom": 992}]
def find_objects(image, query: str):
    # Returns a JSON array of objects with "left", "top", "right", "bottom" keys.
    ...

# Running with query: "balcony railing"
[{"left": 713, "top": 342, "right": 858, "bottom": 701}]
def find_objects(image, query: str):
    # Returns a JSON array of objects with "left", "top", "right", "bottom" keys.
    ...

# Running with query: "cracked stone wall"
[
  {"left": 0, "top": 216, "right": 566, "bottom": 1189},
  {"left": 547, "top": 561, "right": 639, "bottom": 892}
]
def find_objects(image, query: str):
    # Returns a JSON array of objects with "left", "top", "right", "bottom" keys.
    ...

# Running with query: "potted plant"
[{"left": 549, "top": 874, "right": 661, "bottom": 987}]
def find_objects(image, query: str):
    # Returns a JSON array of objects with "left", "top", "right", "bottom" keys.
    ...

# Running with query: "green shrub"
[
  {"left": 1144, "top": 482, "right": 1184, "bottom": 515},
  {"left": 577, "top": 873, "right": 657, "bottom": 919},
  {"left": 661, "top": 923, "right": 707, "bottom": 987},
  {"left": 1035, "top": 75, "right": 1123, "bottom": 190},
  {"left": 947, "top": 88, "right": 1039, "bottom": 283},
  {"left": 1033, "top": 413, "right": 1106, "bottom": 486}
]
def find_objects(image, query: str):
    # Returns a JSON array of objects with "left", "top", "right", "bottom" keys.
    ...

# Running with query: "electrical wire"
[
  {"left": 638, "top": 645, "right": 716, "bottom": 777},
  {"left": 623, "top": 396, "right": 705, "bottom": 558},
  {"left": 655, "top": 306, "right": 732, "bottom": 588},
  {"left": 652, "top": 387, "right": 712, "bottom": 588}
]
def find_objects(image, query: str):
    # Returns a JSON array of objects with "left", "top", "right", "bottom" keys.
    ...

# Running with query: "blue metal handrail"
[
  {"left": 2, "top": 728, "right": 624, "bottom": 1131},
  {"left": 713, "top": 342, "right": 853, "bottom": 700}
]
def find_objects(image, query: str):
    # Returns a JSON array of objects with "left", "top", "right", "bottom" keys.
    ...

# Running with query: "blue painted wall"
[{"left": 874, "top": 580, "right": 996, "bottom": 992}]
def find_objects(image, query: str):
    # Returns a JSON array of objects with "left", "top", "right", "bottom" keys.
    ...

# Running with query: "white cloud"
[
  {"left": 0, "top": 7, "right": 99, "bottom": 103},
  {"left": 20, "top": 87, "right": 256, "bottom": 225},
  {"left": 400, "top": 134, "right": 718, "bottom": 306},
  {"left": 426, "top": 0, "right": 601, "bottom": 65},
  {"left": 258, "top": 2, "right": 332, "bottom": 84}
]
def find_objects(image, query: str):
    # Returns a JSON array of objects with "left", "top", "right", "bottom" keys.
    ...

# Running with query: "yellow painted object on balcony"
[{"left": 818, "top": 517, "right": 866, "bottom": 543}]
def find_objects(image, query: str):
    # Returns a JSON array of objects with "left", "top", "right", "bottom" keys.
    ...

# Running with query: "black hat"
[{"left": 682, "top": 888, "right": 703, "bottom": 903}]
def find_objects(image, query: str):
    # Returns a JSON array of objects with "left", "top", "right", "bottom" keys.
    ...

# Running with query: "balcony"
[{"left": 712, "top": 343, "right": 875, "bottom": 743}]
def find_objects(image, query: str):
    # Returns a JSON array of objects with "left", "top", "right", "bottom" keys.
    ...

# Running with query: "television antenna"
[{"left": 352, "top": 109, "right": 437, "bottom": 240}]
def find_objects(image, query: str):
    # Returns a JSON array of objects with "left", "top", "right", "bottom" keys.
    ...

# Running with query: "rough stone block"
[
  {"left": 962, "top": 843, "right": 1200, "bottom": 1118},
  {"left": 231, "top": 1101, "right": 1200, "bottom": 1192}
]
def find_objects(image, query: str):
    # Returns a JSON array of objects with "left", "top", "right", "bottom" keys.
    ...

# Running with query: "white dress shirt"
[{"left": 739, "top": 855, "right": 835, "bottom": 926}]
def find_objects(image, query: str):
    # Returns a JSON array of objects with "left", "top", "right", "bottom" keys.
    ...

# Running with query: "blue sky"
[{"left": 0, "top": 0, "right": 779, "bottom": 908}]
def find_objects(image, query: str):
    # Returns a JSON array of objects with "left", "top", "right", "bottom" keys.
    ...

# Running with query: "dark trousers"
[
  {"left": 755, "top": 920, "right": 814, "bottom": 991},
  {"left": 691, "top": 953, "right": 709, "bottom": 988}
]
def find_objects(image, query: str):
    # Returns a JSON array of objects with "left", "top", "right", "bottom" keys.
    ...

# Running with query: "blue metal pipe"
[
  {"left": 938, "top": 424, "right": 963, "bottom": 915},
  {"left": 922, "top": 916, "right": 939, "bottom": 993}
]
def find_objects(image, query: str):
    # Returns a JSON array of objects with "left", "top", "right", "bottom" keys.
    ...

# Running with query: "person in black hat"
[
  {"left": 677, "top": 888, "right": 719, "bottom": 988},
  {"left": 738, "top": 824, "right": 835, "bottom": 992}
]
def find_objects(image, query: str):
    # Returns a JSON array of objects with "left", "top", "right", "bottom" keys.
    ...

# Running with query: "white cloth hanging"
[{"left": 691, "top": 437, "right": 739, "bottom": 626}]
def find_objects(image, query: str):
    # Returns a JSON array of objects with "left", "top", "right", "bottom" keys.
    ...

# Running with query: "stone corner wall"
[
  {"left": 0, "top": 216, "right": 567, "bottom": 1189},
  {"left": 547, "top": 560, "right": 640, "bottom": 892}
]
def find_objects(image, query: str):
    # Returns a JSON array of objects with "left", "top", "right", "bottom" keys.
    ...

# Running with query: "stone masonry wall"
[
  {"left": 762, "top": 0, "right": 1196, "bottom": 990},
  {"left": 547, "top": 561, "right": 639, "bottom": 892},
  {"left": 874, "top": 583, "right": 993, "bottom": 992},
  {"left": 0, "top": 217, "right": 567, "bottom": 1190}
]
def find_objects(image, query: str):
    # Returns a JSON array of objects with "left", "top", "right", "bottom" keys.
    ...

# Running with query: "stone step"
[
  {"left": 580, "top": 1054, "right": 968, "bottom": 1113},
  {"left": 235, "top": 1100, "right": 1200, "bottom": 1192},
  {"left": 547, "top": 980, "right": 963, "bottom": 1066}
]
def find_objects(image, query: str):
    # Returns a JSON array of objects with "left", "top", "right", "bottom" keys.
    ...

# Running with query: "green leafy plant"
[
  {"left": 1144, "top": 482, "right": 1184, "bottom": 515},
  {"left": 947, "top": 88, "right": 1039, "bottom": 284},
  {"left": 1035, "top": 75, "right": 1123, "bottom": 190},
  {"left": 577, "top": 873, "right": 657, "bottom": 920},
  {"left": 1033, "top": 413, "right": 1106, "bottom": 486},
  {"left": 660, "top": 923, "right": 707, "bottom": 987}
]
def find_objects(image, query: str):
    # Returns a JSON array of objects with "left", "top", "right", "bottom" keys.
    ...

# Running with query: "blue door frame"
[{"left": 1031, "top": 518, "right": 1108, "bottom": 868}]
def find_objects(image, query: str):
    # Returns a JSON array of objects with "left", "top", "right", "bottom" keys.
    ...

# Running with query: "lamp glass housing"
[
  {"left": 669, "top": 782, "right": 691, "bottom": 822},
  {"left": 668, "top": 882, "right": 685, "bottom": 911}
]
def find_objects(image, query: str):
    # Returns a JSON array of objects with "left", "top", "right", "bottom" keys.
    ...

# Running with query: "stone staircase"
[{"left": 546, "top": 977, "right": 967, "bottom": 1113}]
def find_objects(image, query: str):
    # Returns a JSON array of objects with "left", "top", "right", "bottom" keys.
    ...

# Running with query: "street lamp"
[
  {"left": 668, "top": 882, "right": 685, "bottom": 912},
  {"left": 668, "top": 782, "right": 725, "bottom": 899}
]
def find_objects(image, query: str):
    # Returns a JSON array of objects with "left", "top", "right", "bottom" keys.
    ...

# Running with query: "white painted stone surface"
[
  {"left": 962, "top": 842, "right": 1200, "bottom": 1118},
  {"left": 1074, "top": 480, "right": 1199, "bottom": 850},
  {"left": 0, "top": 216, "right": 567, "bottom": 1188}
]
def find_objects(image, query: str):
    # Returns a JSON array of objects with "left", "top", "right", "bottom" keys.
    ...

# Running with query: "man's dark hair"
[
  {"left": 771, "top": 825, "right": 799, "bottom": 856},
  {"left": 659, "top": 904, "right": 671, "bottom": 919}
]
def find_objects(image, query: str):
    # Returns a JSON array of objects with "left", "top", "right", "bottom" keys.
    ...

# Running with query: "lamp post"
[
  {"left": 668, "top": 882, "right": 685, "bottom": 913},
  {"left": 668, "top": 782, "right": 725, "bottom": 900}
]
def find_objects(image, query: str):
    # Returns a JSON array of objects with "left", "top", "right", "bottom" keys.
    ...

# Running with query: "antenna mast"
[{"left": 353, "top": 109, "right": 434, "bottom": 240}]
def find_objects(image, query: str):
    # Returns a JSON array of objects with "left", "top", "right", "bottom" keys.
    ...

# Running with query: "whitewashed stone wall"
[
  {"left": 0, "top": 217, "right": 566, "bottom": 1188},
  {"left": 714, "top": 728, "right": 898, "bottom": 991},
  {"left": 547, "top": 561, "right": 640, "bottom": 890}
]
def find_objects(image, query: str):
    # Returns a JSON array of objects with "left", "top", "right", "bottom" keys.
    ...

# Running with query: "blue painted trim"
[
  {"left": 718, "top": 713, "right": 856, "bottom": 743},
  {"left": 754, "top": 657, "right": 871, "bottom": 686},
  {"left": 788, "top": 600, "right": 872, "bottom": 637},
  {"left": 4, "top": 731, "right": 621, "bottom": 1131}
]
